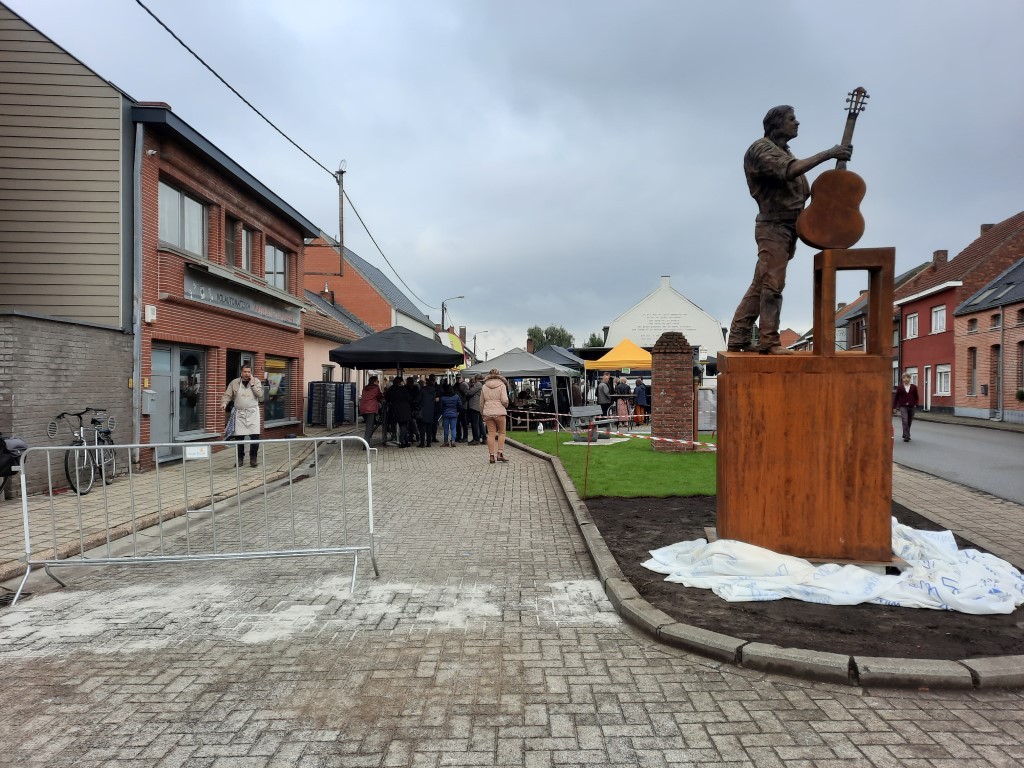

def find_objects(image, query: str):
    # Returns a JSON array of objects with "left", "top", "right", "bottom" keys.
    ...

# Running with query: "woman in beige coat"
[
  {"left": 221, "top": 364, "right": 264, "bottom": 466},
  {"left": 479, "top": 368, "right": 510, "bottom": 464}
]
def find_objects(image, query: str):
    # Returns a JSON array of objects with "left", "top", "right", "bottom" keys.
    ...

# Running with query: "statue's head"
[{"left": 763, "top": 105, "right": 795, "bottom": 137}]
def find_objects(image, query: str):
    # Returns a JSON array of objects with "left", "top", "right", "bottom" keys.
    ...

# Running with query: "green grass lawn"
[{"left": 510, "top": 428, "right": 716, "bottom": 498}]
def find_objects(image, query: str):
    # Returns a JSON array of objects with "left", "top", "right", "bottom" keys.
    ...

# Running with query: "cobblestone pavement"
[{"left": 2, "top": 441, "right": 1024, "bottom": 767}]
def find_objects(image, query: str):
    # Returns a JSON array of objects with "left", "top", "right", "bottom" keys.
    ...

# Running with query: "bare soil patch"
[{"left": 586, "top": 496, "right": 1024, "bottom": 659}]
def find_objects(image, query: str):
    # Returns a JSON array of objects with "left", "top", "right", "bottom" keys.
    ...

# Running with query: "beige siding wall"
[{"left": 0, "top": 6, "right": 123, "bottom": 325}]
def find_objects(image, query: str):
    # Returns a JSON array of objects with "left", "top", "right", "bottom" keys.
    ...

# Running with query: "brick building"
[
  {"left": 0, "top": 4, "right": 321, "bottom": 494},
  {"left": 135, "top": 105, "right": 318, "bottom": 460},
  {"left": 893, "top": 212, "right": 1024, "bottom": 413},
  {"left": 953, "top": 257, "right": 1024, "bottom": 424},
  {"left": 304, "top": 234, "right": 433, "bottom": 336}
]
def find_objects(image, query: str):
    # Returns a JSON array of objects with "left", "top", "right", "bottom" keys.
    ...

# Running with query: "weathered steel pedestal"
[{"left": 717, "top": 248, "right": 895, "bottom": 562}]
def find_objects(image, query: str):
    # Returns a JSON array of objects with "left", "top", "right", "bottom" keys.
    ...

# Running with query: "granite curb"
[{"left": 507, "top": 437, "right": 1024, "bottom": 690}]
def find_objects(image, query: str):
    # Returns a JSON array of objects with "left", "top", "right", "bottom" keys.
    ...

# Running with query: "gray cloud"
[{"left": 11, "top": 0, "right": 1023, "bottom": 355}]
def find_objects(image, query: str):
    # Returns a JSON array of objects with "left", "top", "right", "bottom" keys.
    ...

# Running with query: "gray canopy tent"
[{"left": 464, "top": 348, "right": 579, "bottom": 427}]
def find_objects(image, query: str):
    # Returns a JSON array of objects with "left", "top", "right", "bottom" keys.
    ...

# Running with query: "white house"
[{"left": 604, "top": 276, "right": 727, "bottom": 361}]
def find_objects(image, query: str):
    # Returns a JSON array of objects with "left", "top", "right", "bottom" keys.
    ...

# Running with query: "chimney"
[
  {"left": 660, "top": 276, "right": 671, "bottom": 289},
  {"left": 933, "top": 249, "right": 948, "bottom": 266},
  {"left": 459, "top": 326, "right": 466, "bottom": 343},
  {"left": 980, "top": 224, "right": 994, "bottom": 235},
  {"left": 319, "top": 285, "right": 335, "bottom": 305},
  {"left": 837, "top": 302, "right": 847, "bottom": 310},
  {"left": 526, "top": 338, "right": 535, "bottom": 354},
  {"left": 859, "top": 289, "right": 868, "bottom": 296},
  {"left": 434, "top": 323, "right": 442, "bottom": 334}
]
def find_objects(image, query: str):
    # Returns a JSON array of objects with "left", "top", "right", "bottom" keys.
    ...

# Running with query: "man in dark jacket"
[
  {"left": 466, "top": 375, "right": 484, "bottom": 445},
  {"left": 386, "top": 377, "right": 413, "bottom": 447},
  {"left": 892, "top": 373, "right": 919, "bottom": 442}
]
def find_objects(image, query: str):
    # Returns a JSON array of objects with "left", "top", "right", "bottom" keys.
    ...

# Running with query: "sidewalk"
[
  {"left": 1, "top": 432, "right": 1023, "bottom": 765},
  {"left": 914, "top": 408, "right": 1024, "bottom": 434}
]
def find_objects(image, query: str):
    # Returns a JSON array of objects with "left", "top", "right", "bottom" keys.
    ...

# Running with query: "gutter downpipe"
[
  {"left": 131, "top": 123, "right": 144, "bottom": 461},
  {"left": 998, "top": 305, "right": 1005, "bottom": 421}
]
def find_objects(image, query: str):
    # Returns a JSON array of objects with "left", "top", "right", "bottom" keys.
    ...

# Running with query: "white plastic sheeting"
[{"left": 642, "top": 518, "right": 1024, "bottom": 615}]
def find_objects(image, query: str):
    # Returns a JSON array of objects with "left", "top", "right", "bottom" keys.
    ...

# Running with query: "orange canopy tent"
[{"left": 583, "top": 338, "right": 652, "bottom": 371}]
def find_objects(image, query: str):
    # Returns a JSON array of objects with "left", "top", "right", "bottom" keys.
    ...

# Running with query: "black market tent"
[
  {"left": 328, "top": 326, "right": 464, "bottom": 371},
  {"left": 534, "top": 344, "right": 585, "bottom": 372}
]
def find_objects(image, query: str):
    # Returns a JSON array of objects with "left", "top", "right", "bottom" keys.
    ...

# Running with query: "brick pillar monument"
[{"left": 651, "top": 331, "right": 695, "bottom": 453}]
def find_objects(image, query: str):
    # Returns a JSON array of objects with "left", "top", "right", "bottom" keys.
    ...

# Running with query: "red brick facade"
[
  {"left": 894, "top": 214, "right": 1024, "bottom": 413},
  {"left": 954, "top": 301, "right": 1024, "bottom": 418},
  {"left": 138, "top": 128, "right": 308, "bottom": 446},
  {"left": 651, "top": 332, "right": 696, "bottom": 452},
  {"left": 305, "top": 239, "right": 392, "bottom": 331}
]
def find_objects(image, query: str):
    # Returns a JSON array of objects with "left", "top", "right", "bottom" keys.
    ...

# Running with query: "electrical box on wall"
[
  {"left": 142, "top": 389, "right": 156, "bottom": 416},
  {"left": 144, "top": 305, "right": 157, "bottom": 323}
]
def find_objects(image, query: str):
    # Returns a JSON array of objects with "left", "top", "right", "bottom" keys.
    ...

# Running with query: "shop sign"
[{"left": 184, "top": 269, "right": 301, "bottom": 328}]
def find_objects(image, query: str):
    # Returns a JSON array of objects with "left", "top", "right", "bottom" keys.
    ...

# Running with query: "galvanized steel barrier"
[{"left": 11, "top": 436, "right": 378, "bottom": 604}]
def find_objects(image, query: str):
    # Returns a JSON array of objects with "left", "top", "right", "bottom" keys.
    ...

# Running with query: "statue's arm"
[{"left": 786, "top": 144, "right": 853, "bottom": 179}]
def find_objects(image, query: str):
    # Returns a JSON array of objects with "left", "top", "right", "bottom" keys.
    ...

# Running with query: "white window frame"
[
  {"left": 967, "top": 318, "right": 978, "bottom": 333},
  {"left": 241, "top": 228, "right": 254, "bottom": 272},
  {"left": 905, "top": 313, "right": 918, "bottom": 339},
  {"left": 930, "top": 305, "right": 946, "bottom": 334},
  {"left": 904, "top": 367, "right": 918, "bottom": 386},
  {"left": 935, "top": 364, "right": 951, "bottom": 396},
  {"left": 158, "top": 181, "right": 206, "bottom": 258},
  {"left": 265, "top": 242, "right": 288, "bottom": 291}
]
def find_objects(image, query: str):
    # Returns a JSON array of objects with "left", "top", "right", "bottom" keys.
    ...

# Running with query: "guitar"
[{"left": 796, "top": 87, "right": 869, "bottom": 250}]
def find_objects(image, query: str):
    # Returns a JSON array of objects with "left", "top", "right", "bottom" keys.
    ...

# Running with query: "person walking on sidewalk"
[
  {"left": 438, "top": 383, "right": 461, "bottom": 447},
  {"left": 358, "top": 375, "right": 383, "bottom": 447},
  {"left": 892, "top": 373, "right": 920, "bottom": 442},
  {"left": 466, "top": 374, "right": 484, "bottom": 445},
  {"left": 222, "top": 364, "right": 264, "bottom": 467},
  {"left": 480, "top": 368, "right": 510, "bottom": 463}
]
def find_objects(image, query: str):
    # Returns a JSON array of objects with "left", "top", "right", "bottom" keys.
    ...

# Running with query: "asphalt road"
[{"left": 893, "top": 416, "right": 1024, "bottom": 504}]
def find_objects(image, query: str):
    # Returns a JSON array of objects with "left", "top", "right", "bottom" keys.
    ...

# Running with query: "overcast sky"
[{"left": 12, "top": 0, "right": 1024, "bottom": 357}]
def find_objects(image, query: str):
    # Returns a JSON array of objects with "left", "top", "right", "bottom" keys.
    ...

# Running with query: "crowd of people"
[
  {"left": 594, "top": 373, "right": 650, "bottom": 424},
  {"left": 358, "top": 368, "right": 512, "bottom": 463}
]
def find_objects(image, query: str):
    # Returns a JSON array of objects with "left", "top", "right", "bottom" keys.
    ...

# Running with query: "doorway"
[
  {"left": 151, "top": 344, "right": 210, "bottom": 461},
  {"left": 923, "top": 366, "right": 932, "bottom": 411}
]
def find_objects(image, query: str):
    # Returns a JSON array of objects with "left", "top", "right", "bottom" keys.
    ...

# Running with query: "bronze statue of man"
[{"left": 727, "top": 105, "right": 852, "bottom": 354}]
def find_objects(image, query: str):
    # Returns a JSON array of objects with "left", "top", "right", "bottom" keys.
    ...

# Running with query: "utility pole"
[{"left": 335, "top": 160, "right": 346, "bottom": 273}]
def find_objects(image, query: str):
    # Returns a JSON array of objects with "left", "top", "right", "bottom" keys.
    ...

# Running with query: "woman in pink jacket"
[{"left": 479, "top": 368, "right": 510, "bottom": 464}]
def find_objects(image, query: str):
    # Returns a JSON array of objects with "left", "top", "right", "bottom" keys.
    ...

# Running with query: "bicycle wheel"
[
  {"left": 98, "top": 435, "right": 116, "bottom": 484},
  {"left": 65, "top": 442, "right": 94, "bottom": 495}
]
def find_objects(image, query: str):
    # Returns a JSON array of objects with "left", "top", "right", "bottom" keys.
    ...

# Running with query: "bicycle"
[{"left": 47, "top": 407, "right": 117, "bottom": 494}]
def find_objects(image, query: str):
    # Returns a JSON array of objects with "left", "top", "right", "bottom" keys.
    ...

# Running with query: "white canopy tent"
[{"left": 464, "top": 348, "right": 579, "bottom": 425}]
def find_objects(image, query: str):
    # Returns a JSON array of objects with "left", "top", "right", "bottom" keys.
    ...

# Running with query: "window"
[
  {"left": 225, "top": 216, "right": 238, "bottom": 267},
  {"left": 991, "top": 313, "right": 1002, "bottom": 329},
  {"left": 178, "top": 348, "right": 206, "bottom": 434},
  {"left": 935, "top": 364, "right": 951, "bottom": 396},
  {"left": 242, "top": 229, "right": 254, "bottom": 272},
  {"left": 159, "top": 181, "right": 205, "bottom": 257},
  {"left": 893, "top": 328, "right": 899, "bottom": 348},
  {"left": 905, "top": 313, "right": 918, "bottom": 339},
  {"left": 904, "top": 367, "right": 918, "bottom": 386},
  {"left": 849, "top": 319, "right": 865, "bottom": 349},
  {"left": 930, "top": 305, "right": 946, "bottom": 333},
  {"left": 265, "top": 243, "right": 287, "bottom": 290},
  {"left": 892, "top": 362, "right": 900, "bottom": 388},
  {"left": 967, "top": 318, "right": 978, "bottom": 333},
  {"left": 264, "top": 357, "right": 291, "bottom": 423},
  {"left": 967, "top": 347, "right": 977, "bottom": 396},
  {"left": 1017, "top": 309, "right": 1024, "bottom": 326}
]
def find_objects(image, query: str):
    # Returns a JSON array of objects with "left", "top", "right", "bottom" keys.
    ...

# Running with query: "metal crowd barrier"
[{"left": 11, "top": 435, "right": 378, "bottom": 605}]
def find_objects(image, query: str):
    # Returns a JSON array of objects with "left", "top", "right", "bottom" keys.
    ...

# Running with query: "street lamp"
[
  {"left": 440, "top": 295, "right": 464, "bottom": 331},
  {"left": 472, "top": 330, "right": 489, "bottom": 361}
]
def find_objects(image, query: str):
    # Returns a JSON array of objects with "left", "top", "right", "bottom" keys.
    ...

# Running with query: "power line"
[{"left": 132, "top": 0, "right": 438, "bottom": 313}]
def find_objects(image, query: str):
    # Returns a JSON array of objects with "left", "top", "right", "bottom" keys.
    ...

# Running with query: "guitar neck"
[{"left": 836, "top": 113, "right": 859, "bottom": 171}]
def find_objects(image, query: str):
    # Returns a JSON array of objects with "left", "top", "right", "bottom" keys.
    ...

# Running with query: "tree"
[
  {"left": 526, "top": 324, "right": 574, "bottom": 351},
  {"left": 583, "top": 332, "right": 604, "bottom": 347}
]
